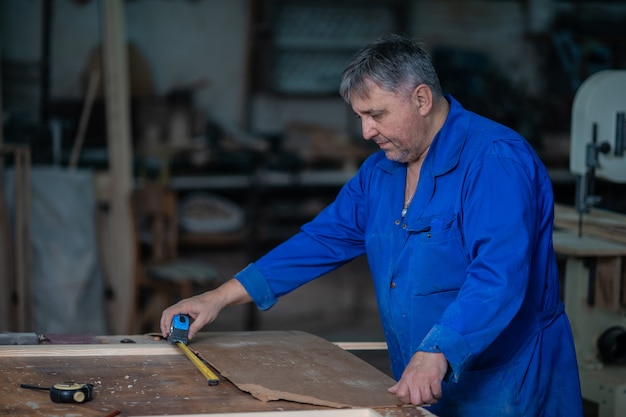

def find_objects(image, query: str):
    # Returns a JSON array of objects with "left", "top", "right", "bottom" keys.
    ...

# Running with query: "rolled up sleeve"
[{"left": 235, "top": 263, "right": 278, "bottom": 310}]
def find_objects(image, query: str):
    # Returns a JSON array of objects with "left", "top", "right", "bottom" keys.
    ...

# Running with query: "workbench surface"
[{"left": 0, "top": 331, "right": 434, "bottom": 417}]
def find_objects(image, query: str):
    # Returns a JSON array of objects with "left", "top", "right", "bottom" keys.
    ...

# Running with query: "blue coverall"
[{"left": 235, "top": 96, "right": 583, "bottom": 416}]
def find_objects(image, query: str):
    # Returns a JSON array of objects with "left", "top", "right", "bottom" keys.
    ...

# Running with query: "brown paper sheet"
[{"left": 191, "top": 331, "right": 401, "bottom": 409}]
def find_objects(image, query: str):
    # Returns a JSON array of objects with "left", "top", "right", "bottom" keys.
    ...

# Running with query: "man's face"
[{"left": 350, "top": 79, "right": 428, "bottom": 164}]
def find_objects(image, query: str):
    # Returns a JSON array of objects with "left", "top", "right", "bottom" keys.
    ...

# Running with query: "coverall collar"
[{"left": 375, "top": 95, "right": 469, "bottom": 178}]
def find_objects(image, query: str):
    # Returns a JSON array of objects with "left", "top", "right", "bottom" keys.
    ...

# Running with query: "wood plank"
[
  {"left": 134, "top": 410, "right": 435, "bottom": 417},
  {"left": 101, "top": 0, "right": 135, "bottom": 335},
  {"left": 0, "top": 339, "right": 388, "bottom": 358},
  {"left": 0, "top": 55, "right": 9, "bottom": 331},
  {"left": 553, "top": 230, "right": 626, "bottom": 257},
  {"left": 556, "top": 203, "right": 626, "bottom": 225},
  {"left": 0, "top": 343, "right": 177, "bottom": 358},
  {"left": 69, "top": 67, "right": 100, "bottom": 168},
  {"left": 134, "top": 409, "right": 385, "bottom": 417},
  {"left": 555, "top": 203, "right": 626, "bottom": 245},
  {"left": 0, "top": 148, "right": 12, "bottom": 331},
  {"left": 334, "top": 342, "right": 387, "bottom": 351},
  {"left": 191, "top": 331, "right": 399, "bottom": 409},
  {"left": 14, "top": 147, "right": 32, "bottom": 331},
  {"left": 0, "top": 146, "right": 33, "bottom": 331}
]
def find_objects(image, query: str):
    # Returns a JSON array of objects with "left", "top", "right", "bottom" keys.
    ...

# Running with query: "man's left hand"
[{"left": 388, "top": 351, "right": 448, "bottom": 405}]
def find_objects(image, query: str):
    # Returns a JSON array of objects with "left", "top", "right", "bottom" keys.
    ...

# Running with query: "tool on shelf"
[
  {"left": 168, "top": 314, "right": 220, "bottom": 386},
  {"left": 20, "top": 382, "right": 94, "bottom": 403}
]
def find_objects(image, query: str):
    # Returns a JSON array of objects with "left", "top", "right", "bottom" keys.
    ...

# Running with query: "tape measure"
[
  {"left": 176, "top": 341, "right": 220, "bottom": 386},
  {"left": 168, "top": 314, "right": 190, "bottom": 345},
  {"left": 20, "top": 382, "right": 94, "bottom": 403},
  {"left": 168, "top": 314, "right": 220, "bottom": 386}
]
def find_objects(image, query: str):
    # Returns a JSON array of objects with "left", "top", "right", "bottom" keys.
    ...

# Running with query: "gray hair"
[{"left": 340, "top": 34, "right": 443, "bottom": 103}]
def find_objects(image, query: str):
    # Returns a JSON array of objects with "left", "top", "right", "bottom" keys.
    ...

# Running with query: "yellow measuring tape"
[{"left": 175, "top": 341, "right": 220, "bottom": 386}]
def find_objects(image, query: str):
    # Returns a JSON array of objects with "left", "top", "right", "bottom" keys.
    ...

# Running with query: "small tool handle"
[
  {"left": 20, "top": 382, "right": 94, "bottom": 403},
  {"left": 20, "top": 384, "right": 49, "bottom": 391}
]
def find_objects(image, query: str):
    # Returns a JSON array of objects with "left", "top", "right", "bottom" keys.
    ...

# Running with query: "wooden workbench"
[
  {"left": 0, "top": 331, "right": 434, "bottom": 417},
  {"left": 553, "top": 208, "right": 626, "bottom": 417}
]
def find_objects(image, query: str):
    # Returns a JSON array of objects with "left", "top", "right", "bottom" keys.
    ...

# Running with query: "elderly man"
[{"left": 162, "top": 34, "right": 583, "bottom": 417}]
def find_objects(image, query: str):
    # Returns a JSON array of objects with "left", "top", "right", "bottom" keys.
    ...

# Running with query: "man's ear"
[{"left": 412, "top": 84, "right": 433, "bottom": 116}]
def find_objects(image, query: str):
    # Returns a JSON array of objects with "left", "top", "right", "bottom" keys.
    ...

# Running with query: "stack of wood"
[{"left": 554, "top": 203, "right": 626, "bottom": 245}]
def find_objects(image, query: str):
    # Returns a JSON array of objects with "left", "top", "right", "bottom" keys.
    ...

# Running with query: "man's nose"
[{"left": 362, "top": 118, "right": 377, "bottom": 140}]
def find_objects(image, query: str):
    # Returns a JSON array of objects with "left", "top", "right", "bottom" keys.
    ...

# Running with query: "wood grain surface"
[
  {"left": 0, "top": 331, "right": 434, "bottom": 417},
  {"left": 1, "top": 352, "right": 332, "bottom": 416}
]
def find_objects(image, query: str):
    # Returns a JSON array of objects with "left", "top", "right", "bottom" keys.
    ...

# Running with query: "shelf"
[{"left": 169, "top": 169, "right": 356, "bottom": 190}]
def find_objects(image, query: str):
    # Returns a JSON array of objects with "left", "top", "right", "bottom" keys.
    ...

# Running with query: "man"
[{"left": 161, "top": 34, "right": 583, "bottom": 416}]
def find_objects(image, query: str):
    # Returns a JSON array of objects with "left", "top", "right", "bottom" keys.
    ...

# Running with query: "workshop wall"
[{"left": 1, "top": 0, "right": 249, "bottom": 130}]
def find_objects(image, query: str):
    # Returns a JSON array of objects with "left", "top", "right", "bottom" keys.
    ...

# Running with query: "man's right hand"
[
  {"left": 388, "top": 351, "right": 448, "bottom": 406},
  {"left": 160, "top": 278, "right": 252, "bottom": 340}
]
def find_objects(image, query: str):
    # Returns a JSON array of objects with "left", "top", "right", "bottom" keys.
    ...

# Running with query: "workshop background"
[{"left": 1, "top": 1, "right": 625, "bottom": 413}]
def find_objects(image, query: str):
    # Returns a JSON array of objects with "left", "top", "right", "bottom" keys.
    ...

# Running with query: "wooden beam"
[
  {"left": 553, "top": 230, "right": 626, "bottom": 257},
  {"left": 0, "top": 340, "right": 387, "bottom": 358},
  {"left": 13, "top": 147, "right": 32, "bottom": 331},
  {"left": 132, "top": 409, "right": 385, "bottom": 417},
  {"left": 555, "top": 203, "right": 626, "bottom": 245},
  {"left": 0, "top": 40, "right": 10, "bottom": 330},
  {"left": 101, "top": 0, "right": 135, "bottom": 334},
  {"left": 0, "top": 146, "right": 33, "bottom": 331},
  {"left": 0, "top": 343, "right": 178, "bottom": 358}
]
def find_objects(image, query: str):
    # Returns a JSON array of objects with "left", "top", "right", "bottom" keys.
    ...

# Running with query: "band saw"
[{"left": 557, "top": 69, "right": 626, "bottom": 416}]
